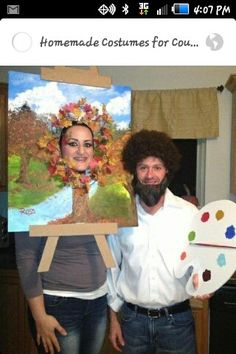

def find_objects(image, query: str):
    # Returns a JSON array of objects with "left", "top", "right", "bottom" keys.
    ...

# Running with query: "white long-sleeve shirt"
[{"left": 107, "top": 189, "right": 198, "bottom": 312}]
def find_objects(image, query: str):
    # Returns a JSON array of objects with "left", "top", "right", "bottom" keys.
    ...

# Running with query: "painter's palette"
[{"left": 175, "top": 200, "right": 236, "bottom": 296}]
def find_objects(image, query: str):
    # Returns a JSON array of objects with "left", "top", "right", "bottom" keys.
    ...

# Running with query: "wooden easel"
[
  {"left": 29, "top": 66, "right": 116, "bottom": 272},
  {"left": 30, "top": 223, "right": 117, "bottom": 272},
  {"left": 41, "top": 66, "right": 111, "bottom": 87}
]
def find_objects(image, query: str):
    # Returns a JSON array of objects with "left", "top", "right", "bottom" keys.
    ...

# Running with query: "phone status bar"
[{"left": 1, "top": 1, "right": 234, "bottom": 19}]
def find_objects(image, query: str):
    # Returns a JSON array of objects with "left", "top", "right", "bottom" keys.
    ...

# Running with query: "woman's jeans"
[
  {"left": 121, "top": 302, "right": 197, "bottom": 354},
  {"left": 29, "top": 294, "right": 107, "bottom": 354}
]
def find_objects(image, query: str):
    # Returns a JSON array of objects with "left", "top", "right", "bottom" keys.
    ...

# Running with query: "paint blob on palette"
[{"left": 175, "top": 200, "right": 236, "bottom": 296}]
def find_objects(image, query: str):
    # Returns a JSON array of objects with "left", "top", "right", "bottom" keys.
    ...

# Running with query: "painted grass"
[
  {"left": 89, "top": 183, "right": 132, "bottom": 218},
  {"left": 8, "top": 155, "right": 63, "bottom": 208}
]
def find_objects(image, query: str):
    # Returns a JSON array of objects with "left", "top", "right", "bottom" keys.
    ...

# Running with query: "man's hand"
[
  {"left": 192, "top": 273, "right": 214, "bottom": 300},
  {"left": 109, "top": 308, "right": 125, "bottom": 352}
]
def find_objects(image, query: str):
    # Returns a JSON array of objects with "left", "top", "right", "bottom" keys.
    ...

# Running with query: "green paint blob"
[{"left": 188, "top": 231, "right": 196, "bottom": 242}]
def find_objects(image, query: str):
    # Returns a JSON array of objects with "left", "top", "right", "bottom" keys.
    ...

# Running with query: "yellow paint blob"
[{"left": 215, "top": 210, "right": 224, "bottom": 220}]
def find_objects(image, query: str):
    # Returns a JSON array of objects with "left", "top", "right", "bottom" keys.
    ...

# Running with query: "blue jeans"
[
  {"left": 29, "top": 294, "right": 107, "bottom": 354},
  {"left": 121, "top": 302, "right": 197, "bottom": 354}
]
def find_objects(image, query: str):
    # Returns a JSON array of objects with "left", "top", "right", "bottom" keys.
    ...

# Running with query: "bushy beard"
[{"left": 133, "top": 177, "right": 169, "bottom": 207}]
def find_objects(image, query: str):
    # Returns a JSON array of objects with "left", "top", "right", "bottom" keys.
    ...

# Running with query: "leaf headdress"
[{"left": 38, "top": 98, "right": 117, "bottom": 195}]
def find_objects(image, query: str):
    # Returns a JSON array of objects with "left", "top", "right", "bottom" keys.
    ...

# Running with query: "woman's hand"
[
  {"left": 35, "top": 314, "right": 67, "bottom": 354},
  {"left": 28, "top": 295, "right": 67, "bottom": 354}
]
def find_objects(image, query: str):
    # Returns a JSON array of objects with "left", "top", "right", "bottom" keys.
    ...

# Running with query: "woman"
[{"left": 15, "top": 122, "right": 107, "bottom": 354}]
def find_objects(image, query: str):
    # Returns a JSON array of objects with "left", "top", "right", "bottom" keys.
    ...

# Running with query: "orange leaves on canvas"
[{"left": 39, "top": 98, "right": 129, "bottom": 194}]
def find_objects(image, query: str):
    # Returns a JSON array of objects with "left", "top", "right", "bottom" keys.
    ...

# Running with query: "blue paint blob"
[
  {"left": 217, "top": 253, "right": 226, "bottom": 267},
  {"left": 225, "top": 225, "right": 236, "bottom": 239}
]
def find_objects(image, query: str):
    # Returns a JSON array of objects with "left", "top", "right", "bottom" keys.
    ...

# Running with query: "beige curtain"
[{"left": 132, "top": 88, "right": 219, "bottom": 138}]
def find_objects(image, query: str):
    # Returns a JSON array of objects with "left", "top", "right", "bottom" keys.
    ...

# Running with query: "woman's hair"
[
  {"left": 122, "top": 129, "right": 181, "bottom": 181},
  {"left": 59, "top": 121, "right": 94, "bottom": 151}
]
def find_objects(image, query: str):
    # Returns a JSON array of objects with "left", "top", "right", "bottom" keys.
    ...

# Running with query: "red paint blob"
[
  {"left": 201, "top": 212, "right": 210, "bottom": 222},
  {"left": 180, "top": 251, "right": 187, "bottom": 260}
]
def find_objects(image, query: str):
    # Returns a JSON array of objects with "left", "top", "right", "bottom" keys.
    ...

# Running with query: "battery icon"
[{"left": 171, "top": 3, "right": 189, "bottom": 15}]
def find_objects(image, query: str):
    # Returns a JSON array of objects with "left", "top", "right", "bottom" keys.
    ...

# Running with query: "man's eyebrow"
[{"left": 137, "top": 162, "right": 164, "bottom": 166}]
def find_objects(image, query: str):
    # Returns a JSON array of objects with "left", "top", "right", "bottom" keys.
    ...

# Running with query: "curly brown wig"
[{"left": 122, "top": 130, "right": 181, "bottom": 181}]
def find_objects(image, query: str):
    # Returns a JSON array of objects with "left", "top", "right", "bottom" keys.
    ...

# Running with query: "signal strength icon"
[
  {"left": 98, "top": 3, "right": 116, "bottom": 15},
  {"left": 156, "top": 4, "right": 168, "bottom": 15}
]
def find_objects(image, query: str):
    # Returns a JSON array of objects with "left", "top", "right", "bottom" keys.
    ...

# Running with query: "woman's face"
[{"left": 61, "top": 125, "right": 94, "bottom": 172}]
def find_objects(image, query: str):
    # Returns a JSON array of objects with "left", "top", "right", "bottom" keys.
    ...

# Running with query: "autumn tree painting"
[
  {"left": 39, "top": 98, "right": 136, "bottom": 226},
  {"left": 8, "top": 71, "right": 137, "bottom": 232}
]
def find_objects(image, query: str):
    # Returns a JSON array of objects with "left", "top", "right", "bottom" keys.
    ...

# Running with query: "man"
[{"left": 107, "top": 130, "right": 208, "bottom": 354}]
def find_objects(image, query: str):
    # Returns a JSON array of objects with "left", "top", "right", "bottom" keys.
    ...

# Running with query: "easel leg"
[
  {"left": 38, "top": 236, "right": 59, "bottom": 272},
  {"left": 94, "top": 235, "right": 115, "bottom": 268}
]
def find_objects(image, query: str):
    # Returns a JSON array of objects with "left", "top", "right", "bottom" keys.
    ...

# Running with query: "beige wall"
[{"left": 1, "top": 66, "right": 236, "bottom": 203}]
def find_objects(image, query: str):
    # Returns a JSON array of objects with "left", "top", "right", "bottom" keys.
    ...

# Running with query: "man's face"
[
  {"left": 136, "top": 156, "right": 168, "bottom": 185},
  {"left": 134, "top": 156, "right": 169, "bottom": 207}
]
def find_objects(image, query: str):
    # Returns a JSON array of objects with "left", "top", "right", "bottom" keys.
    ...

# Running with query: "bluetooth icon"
[{"left": 122, "top": 4, "right": 129, "bottom": 15}]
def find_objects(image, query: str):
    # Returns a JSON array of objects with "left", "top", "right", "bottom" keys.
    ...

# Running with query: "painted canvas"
[{"left": 8, "top": 70, "right": 137, "bottom": 232}]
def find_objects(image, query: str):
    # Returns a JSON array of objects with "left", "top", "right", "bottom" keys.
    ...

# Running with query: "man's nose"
[{"left": 146, "top": 168, "right": 154, "bottom": 178}]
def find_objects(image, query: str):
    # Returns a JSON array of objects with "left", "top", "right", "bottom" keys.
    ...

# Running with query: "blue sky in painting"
[{"left": 8, "top": 71, "right": 131, "bottom": 130}]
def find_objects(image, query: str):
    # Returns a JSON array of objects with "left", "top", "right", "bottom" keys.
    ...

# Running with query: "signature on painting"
[{"left": 19, "top": 208, "right": 36, "bottom": 215}]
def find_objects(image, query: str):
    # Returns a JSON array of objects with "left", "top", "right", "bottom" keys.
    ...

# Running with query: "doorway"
[
  {"left": 169, "top": 138, "right": 206, "bottom": 207},
  {"left": 169, "top": 139, "right": 197, "bottom": 197}
]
